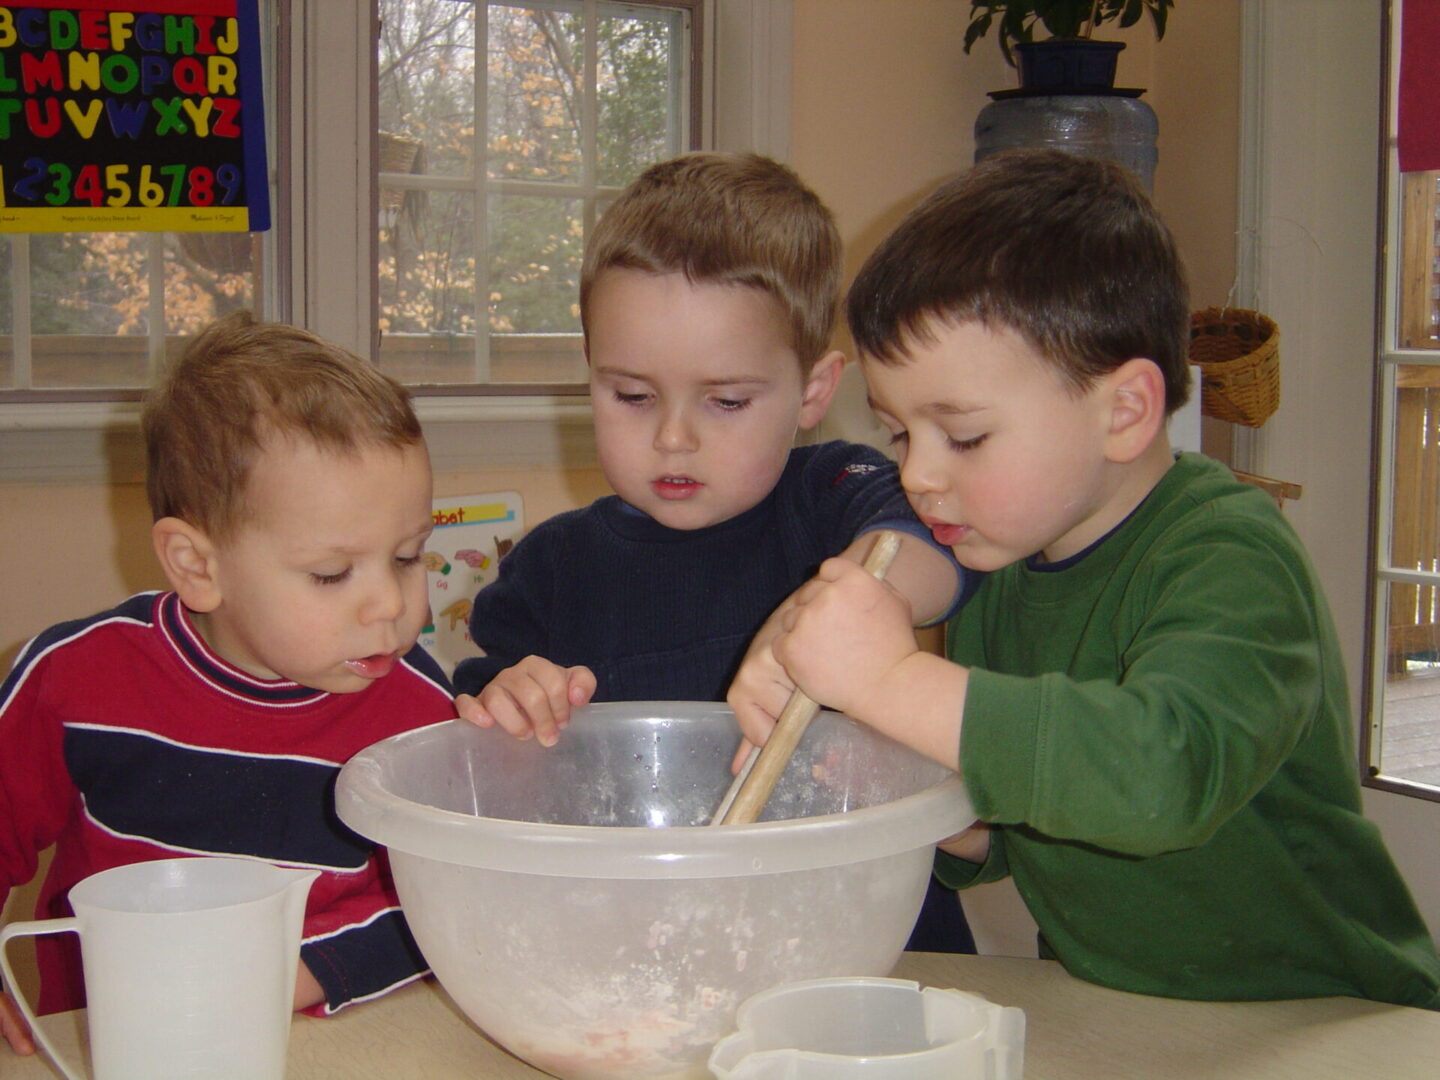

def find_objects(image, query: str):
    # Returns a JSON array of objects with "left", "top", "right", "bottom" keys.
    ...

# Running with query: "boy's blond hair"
[
  {"left": 580, "top": 151, "right": 842, "bottom": 370},
  {"left": 142, "top": 311, "right": 422, "bottom": 541}
]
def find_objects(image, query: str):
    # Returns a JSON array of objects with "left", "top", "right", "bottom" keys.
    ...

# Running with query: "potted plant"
[{"left": 964, "top": 0, "right": 1174, "bottom": 91}]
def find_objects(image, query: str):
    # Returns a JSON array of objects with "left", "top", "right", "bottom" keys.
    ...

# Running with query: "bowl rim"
[{"left": 336, "top": 708, "right": 976, "bottom": 880}]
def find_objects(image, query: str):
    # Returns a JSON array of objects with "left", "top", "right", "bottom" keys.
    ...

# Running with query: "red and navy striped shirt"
[{"left": 0, "top": 591, "right": 455, "bottom": 1015}]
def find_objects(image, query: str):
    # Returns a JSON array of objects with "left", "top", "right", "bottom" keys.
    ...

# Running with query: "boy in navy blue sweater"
[{"left": 453, "top": 152, "right": 976, "bottom": 952}]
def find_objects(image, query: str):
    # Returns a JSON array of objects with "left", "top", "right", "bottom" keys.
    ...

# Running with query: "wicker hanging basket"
[{"left": 1188, "top": 307, "right": 1280, "bottom": 427}]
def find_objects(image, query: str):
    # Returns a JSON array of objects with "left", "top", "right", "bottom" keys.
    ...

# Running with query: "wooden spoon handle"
[{"left": 716, "top": 530, "right": 904, "bottom": 826}]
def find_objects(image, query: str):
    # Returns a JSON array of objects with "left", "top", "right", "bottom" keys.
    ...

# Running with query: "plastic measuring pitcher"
[
  {"left": 707, "top": 976, "right": 1026, "bottom": 1079},
  {"left": 0, "top": 857, "right": 319, "bottom": 1080}
]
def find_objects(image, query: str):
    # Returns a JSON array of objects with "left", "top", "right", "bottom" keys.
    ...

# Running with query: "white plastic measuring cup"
[
  {"left": 0, "top": 857, "right": 318, "bottom": 1080},
  {"left": 707, "top": 976, "right": 1026, "bottom": 1079}
]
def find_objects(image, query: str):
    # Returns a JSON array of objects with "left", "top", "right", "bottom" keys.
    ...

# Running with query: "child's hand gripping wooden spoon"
[{"left": 711, "top": 529, "right": 904, "bottom": 826}]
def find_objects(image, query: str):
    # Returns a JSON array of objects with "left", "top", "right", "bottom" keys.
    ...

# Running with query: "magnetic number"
[
  {"left": 5, "top": 161, "right": 244, "bottom": 209},
  {"left": 216, "top": 164, "right": 241, "bottom": 205},
  {"left": 136, "top": 166, "right": 165, "bottom": 207},
  {"left": 105, "top": 165, "right": 132, "bottom": 207},
  {"left": 43, "top": 162, "right": 72, "bottom": 206}
]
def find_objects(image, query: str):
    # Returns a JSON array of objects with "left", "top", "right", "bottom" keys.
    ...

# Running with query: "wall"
[
  {"left": 1237, "top": 1, "right": 1440, "bottom": 941},
  {"left": 0, "top": 466, "right": 609, "bottom": 671},
  {"left": 793, "top": 1, "right": 1240, "bottom": 454}
]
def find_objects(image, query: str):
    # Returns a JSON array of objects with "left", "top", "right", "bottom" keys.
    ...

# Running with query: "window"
[
  {"left": 0, "top": 0, "right": 698, "bottom": 403},
  {"left": 0, "top": 0, "right": 790, "bottom": 478},
  {"left": 375, "top": 0, "right": 701, "bottom": 390},
  {"left": 1367, "top": 2, "right": 1440, "bottom": 799},
  {"left": 0, "top": 0, "right": 282, "bottom": 403}
]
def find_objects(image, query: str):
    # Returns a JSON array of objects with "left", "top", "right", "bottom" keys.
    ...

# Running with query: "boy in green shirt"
[{"left": 729, "top": 149, "right": 1440, "bottom": 1009}]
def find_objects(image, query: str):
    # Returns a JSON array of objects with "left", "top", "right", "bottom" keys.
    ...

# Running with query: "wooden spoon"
[{"left": 712, "top": 529, "right": 904, "bottom": 826}]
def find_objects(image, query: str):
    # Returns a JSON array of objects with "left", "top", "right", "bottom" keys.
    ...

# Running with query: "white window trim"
[{"left": 0, "top": 0, "right": 794, "bottom": 482}]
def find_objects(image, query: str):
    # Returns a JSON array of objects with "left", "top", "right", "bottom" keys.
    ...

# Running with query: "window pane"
[
  {"left": 378, "top": 0, "right": 477, "bottom": 179},
  {"left": 489, "top": 194, "right": 583, "bottom": 334},
  {"left": 1399, "top": 171, "right": 1440, "bottom": 350},
  {"left": 31, "top": 233, "right": 146, "bottom": 337},
  {"left": 597, "top": 4, "right": 686, "bottom": 186},
  {"left": 488, "top": 4, "right": 583, "bottom": 184},
  {"left": 380, "top": 189, "right": 479, "bottom": 339},
  {"left": 1389, "top": 366, "right": 1440, "bottom": 574},
  {"left": 1381, "top": 582, "right": 1440, "bottom": 791},
  {"left": 11, "top": 233, "right": 255, "bottom": 392},
  {"left": 374, "top": 0, "right": 693, "bottom": 388}
]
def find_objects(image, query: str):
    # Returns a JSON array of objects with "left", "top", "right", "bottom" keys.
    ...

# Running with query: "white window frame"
[
  {"left": 0, "top": 0, "right": 793, "bottom": 481},
  {"left": 1365, "top": 0, "right": 1440, "bottom": 801}
]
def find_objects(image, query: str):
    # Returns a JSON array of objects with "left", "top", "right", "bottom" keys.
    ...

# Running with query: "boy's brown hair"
[
  {"left": 142, "top": 311, "right": 422, "bottom": 541},
  {"left": 847, "top": 149, "right": 1192, "bottom": 413},
  {"left": 580, "top": 151, "right": 842, "bottom": 370}
]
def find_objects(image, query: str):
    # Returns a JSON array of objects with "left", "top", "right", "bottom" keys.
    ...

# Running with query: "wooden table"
[{"left": 11, "top": 953, "right": 1440, "bottom": 1079}]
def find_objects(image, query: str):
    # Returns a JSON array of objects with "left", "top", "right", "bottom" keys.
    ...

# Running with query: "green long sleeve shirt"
[{"left": 939, "top": 453, "right": 1440, "bottom": 1009}]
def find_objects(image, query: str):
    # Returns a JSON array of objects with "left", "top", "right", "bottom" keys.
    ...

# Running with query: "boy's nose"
[
  {"left": 899, "top": 447, "right": 945, "bottom": 496},
  {"left": 361, "top": 569, "right": 408, "bottom": 626},
  {"left": 654, "top": 407, "right": 698, "bottom": 452}
]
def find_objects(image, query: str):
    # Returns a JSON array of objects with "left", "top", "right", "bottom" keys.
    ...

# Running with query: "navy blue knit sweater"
[{"left": 454, "top": 441, "right": 961, "bottom": 701}]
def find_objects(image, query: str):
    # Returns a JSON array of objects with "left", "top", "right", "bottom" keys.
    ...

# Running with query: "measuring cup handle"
[
  {"left": 1, "top": 918, "right": 85, "bottom": 1080},
  {"left": 985, "top": 1002, "right": 1027, "bottom": 1080}
]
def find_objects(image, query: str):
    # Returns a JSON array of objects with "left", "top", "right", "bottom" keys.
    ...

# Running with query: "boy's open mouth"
[
  {"left": 927, "top": 521, "right": 970, "bottom": 547},
  {"left": 345, "top": 652, "right": 399, "bottom": 680},
  {"left": 652, "top": 476, "right": 702, "bottom": 500}
]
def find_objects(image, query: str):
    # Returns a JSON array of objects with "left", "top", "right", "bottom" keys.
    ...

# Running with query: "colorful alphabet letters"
[{"left": 0, "top": 1, "right": 268, "bottom": 232}]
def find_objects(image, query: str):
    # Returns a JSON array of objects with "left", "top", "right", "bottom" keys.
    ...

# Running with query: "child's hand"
[
  {"left": 734, "top": 555, "right": 967, "bottom": 771},
  {"left": 454, "top": 656, "right": 596, "bottom": 747},
  {"left": 725, "top": 601, "right": 802, "bottom": 769},
  {"left": 1, "top": 989, "right": 36, "bottom": 1056},
  {"left": 771, "top": 556, "right": 918, "bottom": 723}
]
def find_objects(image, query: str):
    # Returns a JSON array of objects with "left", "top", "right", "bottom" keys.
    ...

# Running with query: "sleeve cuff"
[{"left": 857, "top": 520, "right": 979, "bottom": 627}]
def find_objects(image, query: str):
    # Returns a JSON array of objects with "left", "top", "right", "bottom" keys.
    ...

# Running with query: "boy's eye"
[
  {"left": 713, "top": 396, "right": 751, "bottom": 412},
  {"left": 947, "top": 433, "right": 987, "bottom": 453},
  {"left": 886, "top": 430, "right": 909, "bottom": 447},
  {"left": 396, "top": 553, "right": 424, "bottom": 570},
  {"left": 310, "top": 568, "right": 351, "bottom": 586},
  {"left": 613, "top": 390, "right": 650, "bottom": 406}
]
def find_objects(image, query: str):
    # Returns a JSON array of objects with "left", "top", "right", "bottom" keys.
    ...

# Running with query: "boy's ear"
[
  {"left": 152, "top": 517, "right": 223, "bottom": 613},
  {"left": 1103, "top": 358, "right": 1168, "bottom": 464},
  {"left": 797, "top": 350, "right": 846, "bottom": 430}
]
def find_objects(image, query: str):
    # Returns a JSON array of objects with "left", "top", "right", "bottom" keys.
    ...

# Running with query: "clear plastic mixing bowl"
[{"left": 335, "top": 702, "right": 974, "bottom": 1080}]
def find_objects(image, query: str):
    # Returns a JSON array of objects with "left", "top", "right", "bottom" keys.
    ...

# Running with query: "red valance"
[{"left": 1400, "top": 0, "right": 1440, "bottom": 172}]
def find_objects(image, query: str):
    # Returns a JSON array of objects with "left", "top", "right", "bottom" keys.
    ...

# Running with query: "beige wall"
[
  {"left": 791, "top": 1, "right": 1238, "bottom": 298},
  {"left": 790, "top": 0, "right": 1240, "bottom": 453},
  {"left": 0, "top": 466, "right": 609, "bottom": 671}
]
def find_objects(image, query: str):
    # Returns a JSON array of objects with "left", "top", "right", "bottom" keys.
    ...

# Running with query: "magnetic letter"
[{"left": 63, "top": 98, "right": 104, "bottom": 139}]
